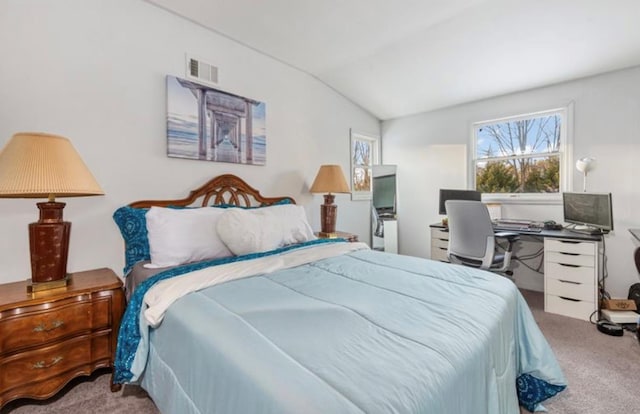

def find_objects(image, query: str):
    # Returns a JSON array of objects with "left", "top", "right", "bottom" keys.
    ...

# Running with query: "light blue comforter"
[{"left": 119, "top": 245, "right": 566, "bottom": 413}]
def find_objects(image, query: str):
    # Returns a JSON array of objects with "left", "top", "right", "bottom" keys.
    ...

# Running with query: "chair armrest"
[{"left": 495, "top": 232, "right": 520, "bottom": 241}]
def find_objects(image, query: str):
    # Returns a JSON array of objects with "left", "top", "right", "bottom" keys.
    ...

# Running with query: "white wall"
[
  {"left": 0, "top": 0, "right": 379, "bottom": 283},
  {"left": 383, "top": 66, "right": 640, "bottom": 297}
]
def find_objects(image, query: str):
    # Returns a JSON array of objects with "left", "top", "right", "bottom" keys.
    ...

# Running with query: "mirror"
[{"left": 371, "top": 165, "right": 398, "bottom": 253}]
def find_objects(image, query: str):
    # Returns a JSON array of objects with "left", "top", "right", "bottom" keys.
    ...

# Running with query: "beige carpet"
[
  {"left": 521, "top": 290, "right": 640, "bottom": 414},
  {"left": 2, "top": 290, "right": 639, "bottom": 413}
]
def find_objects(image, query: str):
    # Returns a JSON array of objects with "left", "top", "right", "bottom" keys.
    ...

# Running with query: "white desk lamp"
[{"left": 576, "top": 157, "right": 596, "bottom": 192}]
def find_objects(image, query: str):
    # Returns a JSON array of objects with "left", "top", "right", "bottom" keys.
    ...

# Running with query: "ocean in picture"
[{"left": 166, "top": 75, "right": 266, "bottom": 165}]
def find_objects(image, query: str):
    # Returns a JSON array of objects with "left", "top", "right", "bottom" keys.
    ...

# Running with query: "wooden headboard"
[{"left": 128, "top": 174, "right": 296, "bottom": 208}]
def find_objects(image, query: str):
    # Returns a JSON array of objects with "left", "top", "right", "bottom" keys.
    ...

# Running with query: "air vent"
[{"left": 185, "top": 54, "right": 219, "bottom": 85}]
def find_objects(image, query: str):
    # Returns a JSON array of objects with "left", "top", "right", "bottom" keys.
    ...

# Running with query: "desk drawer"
[
  {"left": 545, "top": 294, "right": 595, "bottom": 321},
  {"left": 430, "top": 228, "right": 449, "bottom": 241},
  {"left": 546, "top": 278, "right": 595, "bottom": 302},
  {"left": 431, "top": 238, "right": 449, "bottom": 249},
  {"left": 545, "top": 262, "right": 595, "bottom": 284},
  {"left": 545, "top": 251, "right": 595, "bottom": 267},
  {"left": 545, "top": 239, "right": 595, "bottom": 256},
  {"left": 430, "top": 247, "right": 449, "bottom": 262}
]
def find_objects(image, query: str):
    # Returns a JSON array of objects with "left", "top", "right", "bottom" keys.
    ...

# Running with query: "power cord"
[{"left": 495, "top": 235, "right": 544, "bottom": 274}]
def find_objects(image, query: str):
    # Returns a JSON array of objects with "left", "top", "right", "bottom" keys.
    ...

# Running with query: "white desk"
[{"left": 430, "top": 223, "right": 603, "bottom": 321}]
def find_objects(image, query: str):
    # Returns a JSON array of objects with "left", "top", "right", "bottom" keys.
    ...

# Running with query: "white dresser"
[
  {"left": 543, "top": 238, "right": 599, "bottom": 321},
  {"left": 430, "top": 227, "right": 450, "bottom": 263}
]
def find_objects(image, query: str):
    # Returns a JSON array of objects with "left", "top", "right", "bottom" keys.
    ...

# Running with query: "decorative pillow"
[
  {"left": 113, "top": 206, "right": 151, "bottom": 275},
  {"left": 112, "top": 200, "right": 293, "bottom": 274},
  {"left": 216, "top": 204, "right": 316, "bottom": 256},
  {"left": 145, "top": 206, "right": 233, "bottom": 268}
]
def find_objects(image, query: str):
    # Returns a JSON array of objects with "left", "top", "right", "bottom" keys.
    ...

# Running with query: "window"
[{"left": 471, "top": 106, "right": 572, "bottom": 203}]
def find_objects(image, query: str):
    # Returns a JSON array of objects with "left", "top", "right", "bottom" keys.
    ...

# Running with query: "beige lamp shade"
[
  {"left": 0, "top": 132, "right": 104, "bottom": 200},
  {"left": 310, "top": 165, "right": 350, "bottom": 194}
]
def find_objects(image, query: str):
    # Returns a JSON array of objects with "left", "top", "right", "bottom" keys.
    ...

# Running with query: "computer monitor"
[
  {"left": 438, "top": 189, "right": 482, "bottom": 215},
  {"left": 373, "top": 174, "right": 396, "bottom": 215},
  {"left": 563, "top": 192, "right": 613, "bottom": 233}
]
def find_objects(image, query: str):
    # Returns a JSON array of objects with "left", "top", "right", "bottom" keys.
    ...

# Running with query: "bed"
[{"left": 112, "top": 174, "right": 566, "bottom": 414}]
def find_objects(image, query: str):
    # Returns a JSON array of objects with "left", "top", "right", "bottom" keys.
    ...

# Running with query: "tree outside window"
[{"left": 474, "top": 112, "right": 562, "bottom": 194}]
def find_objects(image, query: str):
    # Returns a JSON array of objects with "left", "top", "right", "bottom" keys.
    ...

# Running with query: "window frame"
[{"left": 469, "top": 103, "right": 573, "bottom": 204}]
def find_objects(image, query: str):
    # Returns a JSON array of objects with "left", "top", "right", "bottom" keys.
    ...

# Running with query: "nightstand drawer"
[
  {"left": 0, "top": 300, "right": 92, "bottom": 354},
  {"left": 545, "top": 262, "right": 595, "bottom": 284},
  {"left": 0, "top": 335, "right": 92, "bottom": 391},
  {"left": 545, "top": 278, "right": 595, "bottom": 302},
  {"left": 545, "top": 294, "right": 595, "bottom": 321}
]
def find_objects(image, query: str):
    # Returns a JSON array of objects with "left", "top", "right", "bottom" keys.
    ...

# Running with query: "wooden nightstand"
[
  {"left": 315, "top": 231, "right": 359, "bottom": 242},
  {"left": 0, "top": 268, "right": 125, "bottom": 409}
]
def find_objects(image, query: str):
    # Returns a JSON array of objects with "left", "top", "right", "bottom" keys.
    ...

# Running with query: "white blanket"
[{"left": 143, "top": 242, "right": 369, "bottom": 327}]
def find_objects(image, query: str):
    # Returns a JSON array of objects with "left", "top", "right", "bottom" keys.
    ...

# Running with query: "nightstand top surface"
[{"left": 0, "top": 268, "right": 122, "bottom": 310}]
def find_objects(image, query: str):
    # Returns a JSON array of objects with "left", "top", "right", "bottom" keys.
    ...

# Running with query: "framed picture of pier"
[
  {"left": 166, "top": 75, "right": 266, "bottom": 165},
  {"left": 350, "top": 129, "right": 379, "bottom": 201}
]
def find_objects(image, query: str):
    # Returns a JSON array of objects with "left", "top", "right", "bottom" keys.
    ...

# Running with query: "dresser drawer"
[
  {"left": 545, "top": 278, "right": 595, "bottom": 302},
  {"left": 545, "top": 294, "right": 596, "bottom": 321},
  {"left": 0, "top": 300, "right": 93, "bottom": 354},
  {"left": 545, "top": 262, "right": 595, "bottom": 284},
  {"left": 545, "top": 239, "right": 595, "bottom": 256},
  {"left": 545, "top": 251, "right": 595, "bottom": 267},
  {"left": 430, "top": 247, "right": 449, "bottom": 262}
]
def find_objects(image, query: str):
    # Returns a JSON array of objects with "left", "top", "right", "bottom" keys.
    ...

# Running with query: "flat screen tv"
[
  {"left": 373, "top": 174, "right": 396, "bottom": 216},
  {"left": 438, "top": 189, "right": 481, "bottom": 215},
  {"left": 563, "top": 192, "right": 613, "bottom": 233}
]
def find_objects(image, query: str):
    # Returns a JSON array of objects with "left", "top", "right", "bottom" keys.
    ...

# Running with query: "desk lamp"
[
  {"left": 310, "top": 165, "right": 350, "bottom": 237},
  {"left": 0, "top": 132, "right": 104, "bottom": 292},
  {"left": 575, "top": 157, "right": 596, "bottom": 192}
]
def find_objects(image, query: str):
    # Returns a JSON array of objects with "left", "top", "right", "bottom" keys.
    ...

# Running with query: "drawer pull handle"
[
  {"left": 558, "top": 279, "right": 580, "bottom": 285},
  {"left": 558, "top": 296, "right": 581, "bottom": 302},
  {"left": 33, "top": 320, "right": 64, "bottom": 332},
  {"left": 559, "top": 252, "right": 579, "bottom": 256},
  {"left": 559, "top": 240, "right": 580, "bottom": 244},
  {"left": 558, "top": 263, "right": 580, "bottom": 268},
  {"left": 32, "top": 356, "right": 63, "bottom": 369},
  {"left": 439, "top": 247, "right": 447, "bottom": 251}
]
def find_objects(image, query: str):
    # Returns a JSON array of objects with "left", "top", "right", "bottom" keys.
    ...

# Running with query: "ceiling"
[{"left": 148, "top": 0, "right": 640, "bottom": 120}]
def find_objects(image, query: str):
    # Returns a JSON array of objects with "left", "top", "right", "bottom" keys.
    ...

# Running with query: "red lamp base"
[
  {"left": 27, "top": 202, "right": 71, "bottom": 291},
  {"left": 320, "top": 194, "right": 338, "bottom": 235}
]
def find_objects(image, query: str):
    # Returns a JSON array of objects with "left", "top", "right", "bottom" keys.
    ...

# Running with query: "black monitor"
[
  {"left": 438, "top": 189, "right": 481, "bottom": 215},
  {"left": 373, "top": 174, "right": 396, "bottom": 215},
  {"left": 563, "top": 192, "right": 613, "bottom": 233}
]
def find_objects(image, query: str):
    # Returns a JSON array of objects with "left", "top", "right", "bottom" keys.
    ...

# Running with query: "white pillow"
[
  {"left": 216, "top": 204, "right": 316, "bottom": 256},
  {"left": 145, "top": 206, "right": 232, "bottom": 268}
]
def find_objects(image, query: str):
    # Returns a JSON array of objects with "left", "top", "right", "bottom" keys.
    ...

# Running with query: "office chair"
[{"left": 445, "top": 200, "right": 519, "bottom": 275}]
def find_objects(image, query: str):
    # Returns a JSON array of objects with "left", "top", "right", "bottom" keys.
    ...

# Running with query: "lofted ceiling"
[{"left": 148, "top": 0, "right": 640, "bottom": 120}]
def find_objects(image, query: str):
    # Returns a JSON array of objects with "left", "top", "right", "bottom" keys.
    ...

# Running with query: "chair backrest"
[{"left": 445, "top": 200, "right": 495, "bottom": 266}]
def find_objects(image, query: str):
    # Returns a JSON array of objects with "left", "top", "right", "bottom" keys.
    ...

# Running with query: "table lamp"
[
  {"left": 576, "top": 157, "right": 596, "bottom": 192},
  {"left": 309, "top": 165, "right": 350, "bottom": 237},
  {"left": 0, "top": 132, "right": 104, "bottom": 292}
]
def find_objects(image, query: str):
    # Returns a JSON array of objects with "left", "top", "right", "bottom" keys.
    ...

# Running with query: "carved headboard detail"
[{"left": 128, "top": 174, "right": 295, "bottom": 208}]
